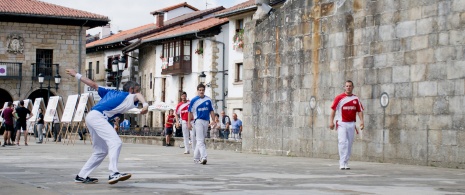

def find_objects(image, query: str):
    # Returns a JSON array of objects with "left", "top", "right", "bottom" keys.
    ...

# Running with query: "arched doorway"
[
  {"left": 27, "top": 89, "right": 55, "bottom": 106},
  {"left": 0, "top": 88, "right": 13, "bottom": 107}
]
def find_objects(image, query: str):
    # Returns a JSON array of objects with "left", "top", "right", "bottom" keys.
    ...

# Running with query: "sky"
[{"left": 39, "top": 0, "right": 248, "bottom": 35}]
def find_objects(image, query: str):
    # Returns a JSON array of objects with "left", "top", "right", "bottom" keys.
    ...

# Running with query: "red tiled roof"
[
  {"left": 150, "top": 2, "right": 198, "bottom": 15},
  {"left": 87, "top": 6, "right": 225, "bottom": 49},
  {"left": 0, "top": 0, "right": 109, "bottom": 20},
  {"left": 141, "top": 17, "right": 228, "bottom": 43},
  {"left": 215, "top": 0, "right": 256, "bottom": 16}
]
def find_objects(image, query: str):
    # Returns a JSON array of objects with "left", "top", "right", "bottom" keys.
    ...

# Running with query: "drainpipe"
[
  {"left": 78, "top": 20, "right": 88, "bottom": 94},
  {"left": 195, "top": 32, "right": 227, "bottom": 111}
]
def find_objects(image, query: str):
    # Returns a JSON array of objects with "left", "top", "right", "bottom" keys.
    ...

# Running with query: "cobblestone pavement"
[{"left": 1, "top": 141, "right": 465, "bottom": 195}]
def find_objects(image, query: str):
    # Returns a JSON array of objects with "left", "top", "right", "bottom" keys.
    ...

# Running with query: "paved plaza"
[{"left": 0, "top": 140, "right": 464, "bottom": 195}]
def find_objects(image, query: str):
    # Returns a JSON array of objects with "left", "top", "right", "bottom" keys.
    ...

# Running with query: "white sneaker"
[
  {"left": 184, "top": 151, "right": 190, "bottom": 154},
  {"left": 194, "top": 159, "right": 200, "bottom": 164},
  {"left": 344, "top": 163, "right": 350, "bottom": 170},
  {"left": 108, "top": 172, "right": 131, "bottom": 184},
  {"left": 340, "top": 166, "right": 345, "bottom": 170}
]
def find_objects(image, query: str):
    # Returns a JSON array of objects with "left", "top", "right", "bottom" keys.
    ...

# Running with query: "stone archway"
[
  {"left": 27, "top": 89, "right": 55, "bottom": 106},
  {"left": 0, "top": 88, "right": 13, "bottom": 107}
]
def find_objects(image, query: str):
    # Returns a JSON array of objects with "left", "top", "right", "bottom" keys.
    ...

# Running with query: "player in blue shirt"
[
  {"left": 66, "top": 69, "right": 149, "bottom": 184},
  {"left": 187, "top": 83, "right": 215, "bottom": 165}
]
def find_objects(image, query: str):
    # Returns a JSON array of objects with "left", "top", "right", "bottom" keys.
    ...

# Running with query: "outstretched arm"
[{"left": 66, "top": 69, "right": 98, "bottom": 90}]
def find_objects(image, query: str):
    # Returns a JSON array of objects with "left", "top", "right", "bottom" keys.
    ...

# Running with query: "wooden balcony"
[
  {"left": 161, "top": 55, "right": 192, "bottom": 75},
  {"left": 0, "top": 62, "right": 22, "bottom": 80}
]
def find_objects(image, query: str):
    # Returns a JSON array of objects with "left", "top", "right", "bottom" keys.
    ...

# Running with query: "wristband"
[
  {"left": 75, "top": 73, "right": 82, "bottom": 81},
  {"left": 143, "top": 103, "right": 149, "bottom": 108}
]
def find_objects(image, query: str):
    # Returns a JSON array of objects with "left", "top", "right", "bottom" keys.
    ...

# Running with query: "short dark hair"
[
  {"left": 197, "top": 83, "right": 205, "bottom": 90},
  {"left": 345, "top": 80, "right": 354, "bottom": 86},
  {"left": 123, "top": 81, "right": 140, "bottom": 92},
  {"left": 7, "top": 102, "right": 12, "bottom": 107},
  {"left": 20, "top": 100, "right": 24, "bottom": 106},
  {"left": 181, "top": 91, "right": 187, "bottom": 96}
]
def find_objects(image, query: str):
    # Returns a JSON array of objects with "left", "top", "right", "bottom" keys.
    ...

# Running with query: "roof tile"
[
  {"left": 150, "top": 2, "right": 198, "bottom": 15},
  {"left": 0, "top": 0, "right": 109, "bottom": 20}
]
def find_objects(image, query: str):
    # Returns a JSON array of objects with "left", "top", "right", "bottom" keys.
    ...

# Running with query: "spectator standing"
[
  {"left": 14, "top": 100, "right": 33, "bottom": 146},
  {"left": 220, "top": 111, "right": 230, "bottom": 139},
  {"left": 231, "top": 113, "right": 243, "bottom": 141},
  {"left": 36, "top": 108, "right": 45, "bottom": 143},
  {"left": 113, "top": 117, "right": 120, "bottom": 133},
  {"left": 52, "top": 113, "right": 61, "bottom": 142},
  {"left": 187, "top": 83, "right": 215, "bottom": 165},
  {"left": 175, "top": 91, "right": 190, "bottom": 154},
  {"left": 165, "top": 109, "right": 175, "bottom": 146},
  {"left": 329, "top": 80, "right": 364, "bottom": 170},
  {"left": 210, "top": 113, "right": 220, "bottom": 139},
  {"left": 1, "top": 102, "right": 15, "bottom": 146},
  {"left": 120, "top": 118, "right": 130, "bottom": 134}
]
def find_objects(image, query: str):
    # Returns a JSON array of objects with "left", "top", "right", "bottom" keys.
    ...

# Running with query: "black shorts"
[
  {"left": 165, "top": 127, "right": 173, "bottom": 135},
  {"left": 4, "top": 124, "right": 14, "bottom": 132},
  {"left": 15, "top": 122, "right": 27, "bottom": 131}
]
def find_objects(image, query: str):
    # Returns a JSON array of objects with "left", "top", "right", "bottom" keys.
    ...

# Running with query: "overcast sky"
[{"left": 39, "top": 0, "right": 247, "bottom": 35}]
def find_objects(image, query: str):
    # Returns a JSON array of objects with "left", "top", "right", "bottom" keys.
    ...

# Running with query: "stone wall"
[
  {"left": 0, "top": 22, "right": 86, "bottom": 101},
  {"left": 243, "top": 0, "right": 465, "bottom": 168}
]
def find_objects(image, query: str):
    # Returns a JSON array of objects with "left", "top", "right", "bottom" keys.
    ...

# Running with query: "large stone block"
[
  {"left": 395, "top": 21, "right": 416, "bottom": 38},
  {"left": 417, "top": 81, "right": 438, "bottom": 96},
  {"left": 413, "top": 97, "right": 434, "bottom": 114},
  {"left": 452, "top": 0, "right": 465, "bottom": 12},
  {"left": 411, "top": 35, "right": 428, "bottom": 50},
  {"left": 392, "top": 66, "right": 410, "bottom": 83},
  {"left": 447, "top": 60, "right": 465, "bottom": 79}
]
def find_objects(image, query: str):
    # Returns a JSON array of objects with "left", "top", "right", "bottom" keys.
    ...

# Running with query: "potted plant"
[
  {"left": 233, "top": 29, "right": 244, "bottom": 50},
  {"left": 195, "top": 48, "right": 203, "bottom": 55}
]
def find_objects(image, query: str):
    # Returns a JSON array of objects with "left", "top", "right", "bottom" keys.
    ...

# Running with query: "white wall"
[{"left": 165, "top": 7, "right": 196, "bottom": 21}]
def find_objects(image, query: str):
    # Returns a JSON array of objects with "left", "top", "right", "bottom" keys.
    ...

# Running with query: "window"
[
  {"left": 236, "top": 19, "right": 244, "bottom": 30},
  {"left": 96, "top": 61, "right": 100, "bottom": 74},
  {"left": 175, "top": 41, "right": 180, "bottom": 62},
  {"left": 36, "top": 49, "right": 53, "bottom": 76},
  {"left": 88, "top": 62, "right": 93, "bottom": 80},
  {"left": 199, "top": 40, "right": 204, "bottom": 50},
  {"left": 235, "top": 63, "right": 243, "bottom": 82},
  {"left": 150, "top": 73, "right": 153, "bottom": 89}
]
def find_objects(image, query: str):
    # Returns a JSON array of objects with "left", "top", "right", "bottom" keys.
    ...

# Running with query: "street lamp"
[
  {"left": 112, "top": 56, "right": 126, "bottom": 90},
  {"left": 199, "top": 71, "right": 206, "bottom": 84},
  {"left": 38, "top": 67, "right": 61, "bottom": 104}
]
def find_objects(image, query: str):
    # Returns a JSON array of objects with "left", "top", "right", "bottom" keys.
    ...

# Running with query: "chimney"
[
  {"left": 100, "top": 24, "right": 111, "bottom": 39},
  {"left": 154, "top": 13, "right": 165, "bottom": 28}
]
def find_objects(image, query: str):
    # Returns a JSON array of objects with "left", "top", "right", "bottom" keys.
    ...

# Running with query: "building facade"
[{"left": 0, "top": 0, "right": 108, "bottom": 106}]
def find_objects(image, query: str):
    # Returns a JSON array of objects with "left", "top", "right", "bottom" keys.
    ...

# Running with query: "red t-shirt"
[
  {"left": 165, "top": 115, "right": 175, "bottom": 128},
  {"left": 331, "top": 93, "right": 364, "bottom": 122},
  {"left": 1, "top": 107, "right": 14, "bottom": 125},
  {"left": 175, "top": 101, "right": 189, "bottom": 121}
]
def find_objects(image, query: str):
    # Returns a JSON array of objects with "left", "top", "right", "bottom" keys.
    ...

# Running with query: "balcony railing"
[
  {"left": 0, "top": 62, "right": 22, "bottom": 79},
  {"left": 161, "top": 55, "right": 192, "bottom": 75},
  {"left": 31, "top": 63, "right": 59, "bottom": 79}
]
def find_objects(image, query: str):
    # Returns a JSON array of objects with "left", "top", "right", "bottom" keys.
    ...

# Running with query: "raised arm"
[{"left": 66, "top": 69, "right": 98, "bottom": 90}]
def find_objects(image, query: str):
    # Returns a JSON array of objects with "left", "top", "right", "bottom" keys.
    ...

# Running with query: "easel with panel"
[
  {"left": 69, "top": 93, "right": 94, "bottom": 145},
  {"left": 59, "top": 94, "right": 79, "bottom": 144},
  {"left": 43, "top": 96, "right": 64, "bottom": 143}
]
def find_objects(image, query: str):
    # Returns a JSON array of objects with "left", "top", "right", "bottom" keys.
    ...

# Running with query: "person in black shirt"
[
  {"left": 13, "top": 100, "right": 33, "bottom": 146},
  {"left": 36, "top": 108, "right": 44, "bottom": 143}
]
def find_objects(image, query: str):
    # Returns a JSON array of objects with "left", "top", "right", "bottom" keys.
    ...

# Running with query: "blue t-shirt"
[
  {"left": 91, "top": 86, "right": 138, "bottom": 120},
  {"left": 231, "top": 119, "right": 242, "bottom": 130},
  {"left": 188, "top": 95, "right": 214, "bottom": 121}
]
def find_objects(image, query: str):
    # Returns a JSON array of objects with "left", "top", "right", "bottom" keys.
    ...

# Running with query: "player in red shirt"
[
  {"left": 329, "top": 80, "right": 364, "bottom": 170},
  {"left": 175, "top": 92, "right": 190, "bottom": 154}
]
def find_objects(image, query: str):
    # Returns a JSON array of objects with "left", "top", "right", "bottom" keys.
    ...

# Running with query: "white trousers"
[
  {"left": 78, "top": 110, "right": 122, "bottom": 178},
  {"left": 337, "top": 121, "right": 355, "bottom": 167},
  {"left": 181, "top": 120, "right": 190, "bottom": 153},
  {"left": 192, "top": 119, "right": 208, "bottom": 160}
]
